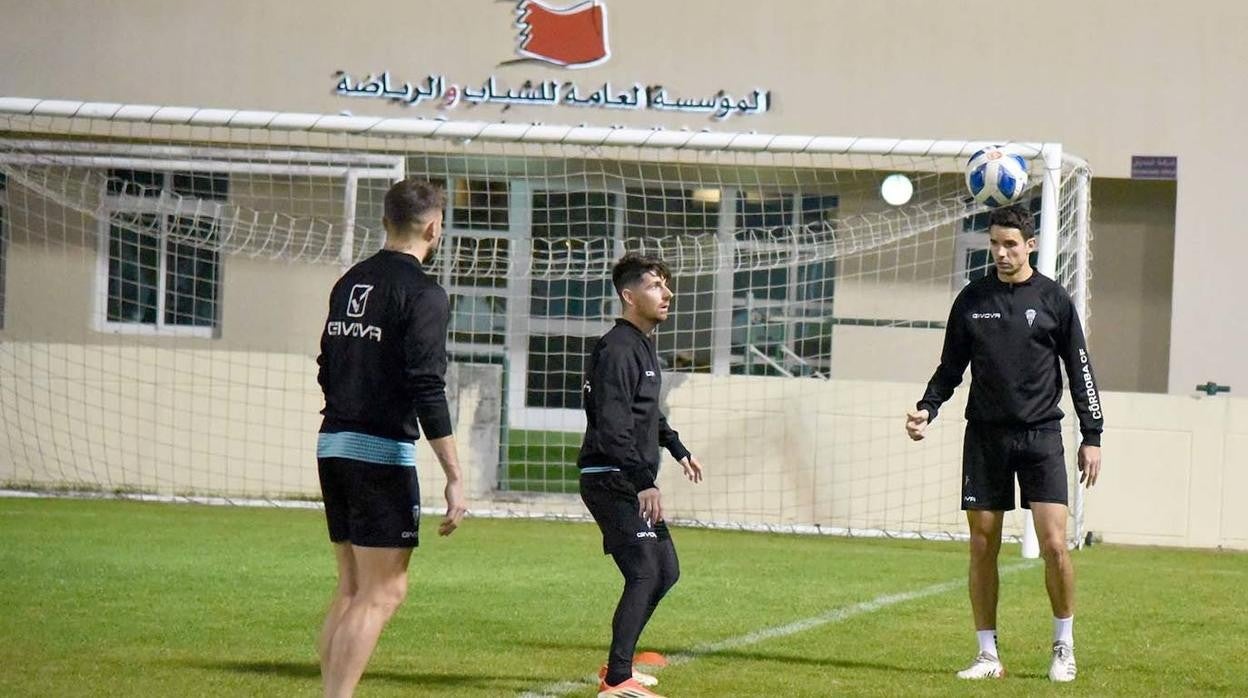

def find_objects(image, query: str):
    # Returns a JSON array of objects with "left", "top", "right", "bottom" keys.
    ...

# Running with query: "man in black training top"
[
  {"left": 579, "top": 253, "right": 705, "bottom": 698},
  {"left": 315, "top": 179, "right": 467, "bottom": 698},
  {"left": 905, "top": 204, "right": 1103, "bottom": 683}
]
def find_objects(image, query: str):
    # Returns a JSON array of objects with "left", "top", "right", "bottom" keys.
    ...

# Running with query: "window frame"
[
  {"left": 94, "top": 173, "right": 227, "bottom": 337},
  {"left": 0, "top": 173, "right": 7, "bottom": 330}
]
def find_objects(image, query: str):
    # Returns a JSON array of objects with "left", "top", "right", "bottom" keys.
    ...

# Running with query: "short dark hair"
[
  {"left": 612, "top": 252, "right": 671, "bottom": 297},
  {"left": 988, "top": 204, "right": 1035, "bottom": 240},
  {"left": 384, "top": 179, "right": 445, "bottom": 232}
]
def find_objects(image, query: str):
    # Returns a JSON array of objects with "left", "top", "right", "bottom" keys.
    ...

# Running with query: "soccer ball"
[{"left": 965, "top": 146, "right": 1029, "bottom": 207}]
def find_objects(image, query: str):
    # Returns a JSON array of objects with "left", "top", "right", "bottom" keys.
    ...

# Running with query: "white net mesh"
[{"left": 0, "top": 100, "right": 1092, "bottom": 541}]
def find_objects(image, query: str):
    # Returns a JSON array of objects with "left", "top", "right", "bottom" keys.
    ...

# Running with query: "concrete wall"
[
  {"left": 2, "top": 344, "right": 1243, "bottom": 550},
  {"left": 656, "top": 374, "right": 1248, "bottom": 550},
  {"left": 0, "top": 347, "right": 503, "bottom": 505}
]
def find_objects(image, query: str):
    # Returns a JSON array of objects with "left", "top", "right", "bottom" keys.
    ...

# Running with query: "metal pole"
[
  {"left": 1022, "top": 143, "right": 1064, "bottom": 559},
  {"left": 1072, "top": 167, "right": 1091, "bottom": 549},
  {"left": 339, "top": 170, "right": 359, "bottom": 274}
]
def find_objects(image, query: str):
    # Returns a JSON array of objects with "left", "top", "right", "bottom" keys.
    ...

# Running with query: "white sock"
[
  {"left": 1054, "top": 616, "right": 1074, "bottom": 645},
  {"left": 976, "top": 629, "right": 999, "bottom": 657}
]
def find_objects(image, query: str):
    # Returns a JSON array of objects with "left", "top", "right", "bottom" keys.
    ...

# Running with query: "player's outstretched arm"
[
  {"left": 905, "top": 409, "right": 930, "bottom": 441},
  {"left": 427, "top": 435, "right": 467, "bottom": 536}
]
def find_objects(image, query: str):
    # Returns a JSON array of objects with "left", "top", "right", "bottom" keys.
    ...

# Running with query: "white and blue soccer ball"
[{"left": 965, "top": 146, "right": 1029, "bottom": 207}]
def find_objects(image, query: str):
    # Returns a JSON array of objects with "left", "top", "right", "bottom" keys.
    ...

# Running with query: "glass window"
[
  {"left": 800, "top": 193, "right": 839, "bottom": 225},
  {"left": 164, "top": 217, "right": 220, "bottom": 327},
  {"left": 525, "top": 334, "right": 592, "bottom": 409},
  {"left": 451, "top": 179, "right": 509, "bottom": 231},
  {"left": 107, "top": 213, "right": 161, "bottom": 324},
  {"left": 737, "top": 193, "right": 789, "bottom": 229},
  {"left": 101, "top": 171, "right": 225, "bottom": 333},
  {"left": 625, "top": 187, "right": 717, "bottom": 239},
  {"left": 171, "top": 172, "right": 229, "bottom": 201},
  {"left": 449, "top": 294, "right": 506, "bottom": 345},
  {"left": 530, "top": 191, "right": 615, "bottom": 319},
  {"left": 106, "top": 169, "right": 163, "bottom": 197},
  {"left": 448, "top": 236, "right": 510, "bottom": 289}
]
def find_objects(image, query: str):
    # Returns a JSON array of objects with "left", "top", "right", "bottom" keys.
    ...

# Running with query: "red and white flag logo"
[{"left": 515, "top": 0, "right": 610, "bottom": 69}]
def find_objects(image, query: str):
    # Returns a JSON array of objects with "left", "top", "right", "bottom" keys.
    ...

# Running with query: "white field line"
[{"left": 518, "top": 561, "right": 1037, "bottom": 697}]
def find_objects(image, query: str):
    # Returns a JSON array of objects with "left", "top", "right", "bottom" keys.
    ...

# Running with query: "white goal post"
[{"left": 0, "top": 97, "right": 1093, "bottom": 549}]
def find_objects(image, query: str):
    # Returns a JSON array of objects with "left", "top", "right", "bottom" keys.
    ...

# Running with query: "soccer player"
[
  {"left": 314, "top": 179, "right": 467, "bottom": 698},
  {"left": 578, "top": 253, "right": 705, "bottom": 698},
  {"left": 905, "top": 204, "right": 1102, "bottom": 682}
]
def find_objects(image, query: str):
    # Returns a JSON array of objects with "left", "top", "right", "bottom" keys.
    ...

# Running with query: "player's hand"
[
  {"left": 905, "top": 409, "right": 930, "bottom": 441},
  {"left": 679, "top": 455, "right": 703, "bottom": 484},
  {"left": 439, "top": 479, "right": 466, "bottom": 536},
  {"left": 1078, "top": 444, "right": 1101, "bottom": 488},
  {"left": 637, "top": 487, "right": 663, "bottom": 526}
]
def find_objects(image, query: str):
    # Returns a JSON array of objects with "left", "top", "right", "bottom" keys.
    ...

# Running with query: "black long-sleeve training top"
[
  {"left": 917, "top": 272, "right": 1104, "bottom": 446},
  {"left": 577, "top": 319, "right": 691, "bottom": 491},
  {"left": 317, "top": 249, "right": 453, "bottom": 442}
]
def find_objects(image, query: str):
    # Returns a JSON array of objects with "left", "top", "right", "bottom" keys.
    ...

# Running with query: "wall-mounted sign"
[
  {"left": 1131, "top": 155, "right": 1177, "bottom": 180},
  {"left": 515, "top": 0, "right": 610, "bottom": 69},
  {"left": 331, "top": 1, "right": 772, "bottom": 120},
  {"left": 333, "top": 71, "right": 770, "bottom": 120}
]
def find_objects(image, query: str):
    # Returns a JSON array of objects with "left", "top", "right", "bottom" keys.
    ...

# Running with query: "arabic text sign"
[
  {"left": 1131, "top": 155, "right": 1177, "bottom": 180},
  {"left": 333, "top": 71, "right": 770, "bottom": 120}
]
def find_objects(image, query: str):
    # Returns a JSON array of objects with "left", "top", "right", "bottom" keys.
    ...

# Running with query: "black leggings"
[{"left": 605, "top": 538, "right": 680, "bottom": 686}]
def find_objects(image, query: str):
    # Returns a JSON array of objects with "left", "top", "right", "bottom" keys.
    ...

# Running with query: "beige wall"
[
  {"left": 2, "top": 0, "right": 1226, "bottom": 393},
  {"left": 0, "top": 347, "right": 502, "bottom": 502},
  {"left": 3, "top": 345, "right": 1243, "bottom": 549},
  {"left": 1083, "top": 391, "right": 1248, "bottom": 549},
  {"left": 0, "top": 175, "right": 341, "bottom": 352}
]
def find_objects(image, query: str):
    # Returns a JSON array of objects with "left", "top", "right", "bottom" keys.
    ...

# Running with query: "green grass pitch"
[{"left": 1, "top": 497, "right": 1245, "bottom": 696}]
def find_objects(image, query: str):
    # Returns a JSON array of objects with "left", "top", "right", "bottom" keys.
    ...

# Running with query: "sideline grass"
[{"left": 1, "top": 497, "right": 1245, "bottom": 697}]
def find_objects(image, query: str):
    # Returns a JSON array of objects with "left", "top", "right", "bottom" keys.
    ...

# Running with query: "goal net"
[{"left": 0, "top": 98, "right": 1093, "bottom": 543}]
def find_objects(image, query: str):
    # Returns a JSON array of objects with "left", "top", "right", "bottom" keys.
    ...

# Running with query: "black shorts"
[
  {"left": 318, "top": 457, "right": 421, "bottom": 547},
  {"left": 962, "top": 422, "right": 1067, "bottom": 511},
  {"left": 580, "top": 471, "right": 670, "bottom": 555}
]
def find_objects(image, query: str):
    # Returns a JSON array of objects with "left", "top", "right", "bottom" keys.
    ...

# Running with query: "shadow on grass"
[
  {"left": 513, "top": 640, "right": 951, "bottom": 677},
  {"left": 702, "top": 649, "right": 952, "bottom": 676},
  {"left": 169, "top": 658, "right": 546, "bottom": 690}
]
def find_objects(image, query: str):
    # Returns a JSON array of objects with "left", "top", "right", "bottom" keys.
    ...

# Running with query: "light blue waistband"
[
  {"left": 580, "top": 465, "right": 621, "bottom": 474},
  {"left": 317, "top": 431, "right": 417, "bottom": 466}
]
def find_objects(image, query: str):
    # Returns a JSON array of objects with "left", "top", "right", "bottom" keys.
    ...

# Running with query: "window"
[
  {"left": 525, "top": 334, "right": 592, "bottom": 409},
  {"left": 0, "top": 172, "right": 7, "bottom": 329},
  {"left": 730, "top": 192, "right": 839, "bottom": 374},
  {"left": 624, "top": 187, "right": 717, "bottom": 240},
  {"left": 99, "top": 170, "right": 226, "bottom": 335},
  {"left": 451, "top": 178, "right": 509, "bottom": 231},
  {"left": 529, "top": 191, "right": 615, "bottom": 319},
  {"left": 441, "top": 179, "right": 512, "bottom": 351}
]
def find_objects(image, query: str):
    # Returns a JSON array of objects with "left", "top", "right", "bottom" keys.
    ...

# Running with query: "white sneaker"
[
  {"left": 1049, "top": 641, "right": 1077, "bottom": 682},
  {"left": 956, "top": 652, "right": 1005, "bottom": 679}
]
